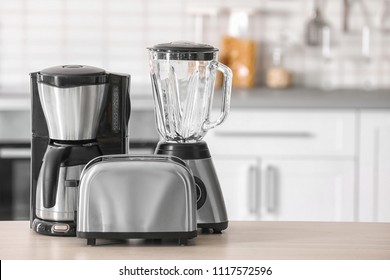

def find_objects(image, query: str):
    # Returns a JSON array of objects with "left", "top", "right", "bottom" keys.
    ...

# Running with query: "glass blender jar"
[
  {"left": 148, "top": 41, "right": 232, "bottom": 233},
  {"left": 148, "top": 41, "right": 232, "bottom": 142}
]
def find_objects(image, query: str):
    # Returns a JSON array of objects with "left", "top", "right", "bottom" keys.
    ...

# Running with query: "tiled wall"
[{"left": 0, "top": 0, "right": 389, "bottom": 94}]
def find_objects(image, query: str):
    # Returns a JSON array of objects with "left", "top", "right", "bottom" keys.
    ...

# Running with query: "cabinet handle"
[
  {"left": 266, "top": 165, "right": 277, "bottom": 213},
  {"left": 0, "top": 148, "right": 31, "bottom": 159},
  {"left": 248, "top": 165, "right": 259, "bottom": 213}
]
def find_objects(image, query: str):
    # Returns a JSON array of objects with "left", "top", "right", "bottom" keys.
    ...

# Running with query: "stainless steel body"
[
  {"left": 35, "top": 165, "right": 83, "bottom": 221},
  {"left": 77, "top": 155, "right": 197, "bottom": 245},
  {"left": 185, "top": 157, "right": 228, "bottom": 227},
  {"left": 154, "top": 141, "right": 228, "bottom": 232},
  {"left": 38, "top": 83, "right": 107, "bottom": 141}
]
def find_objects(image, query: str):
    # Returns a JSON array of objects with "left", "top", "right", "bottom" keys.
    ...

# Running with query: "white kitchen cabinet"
[
  {"left": 207, "top": 109, "right": 357, "bottom": 222},
  {"left": 359, "top": 111, "right": 390, "bottom": 222},
  {"left": 207, "top": 109, "right": 356, "bottom": 157},
  {"left": 214, "top": 157, "right": 355, "bottom": 222},
  {"left": 213, "top": 158, "right": 259, "bottom": 221}
]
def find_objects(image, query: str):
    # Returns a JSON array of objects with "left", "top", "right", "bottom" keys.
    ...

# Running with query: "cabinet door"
[
  {"left": 213, "top": 157, "right": 260, "bottom": 221},
  {"left": 359, "top": 111, "right": 390, "bottom": 222},
  {"left": 214, "top": 157, "right": 355, "bottom": 222},
  {"left": 207, "top": 109, "right": 356, "bottom": 157},
  {"left": 260, "top": 159, "right": 355, "bottom": 222}
]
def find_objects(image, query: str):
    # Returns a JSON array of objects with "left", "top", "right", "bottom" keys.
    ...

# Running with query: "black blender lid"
[
  {"left": 37, "top": 65, "right": 108, "bottom": 88},
  {"left": 148, "top": 41, "right": 218, "bottom": 61}
]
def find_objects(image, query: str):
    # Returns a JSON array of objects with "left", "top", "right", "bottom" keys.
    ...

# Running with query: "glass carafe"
[{"left": 148, "top": 42, "right": 232, "bottom": 143}]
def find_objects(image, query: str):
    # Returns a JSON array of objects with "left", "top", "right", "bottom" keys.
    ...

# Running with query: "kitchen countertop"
[
  {"left": 2, "top": 87, "right": 390, "bottom": 111},
  {"left": 226, "top": 87, "right": 390, "bottom": 109},
  {"left": 1, "top": 221, "right": 389, "bottom": 260}
]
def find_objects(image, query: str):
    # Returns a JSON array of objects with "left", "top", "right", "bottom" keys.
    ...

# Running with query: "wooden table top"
[{"left": 1, "top": 221, "right": 389, "bottom": 260}]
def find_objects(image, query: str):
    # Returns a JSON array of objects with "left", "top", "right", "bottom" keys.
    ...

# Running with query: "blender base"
[
  {"left": 198, "top": 222, "right": 229, "bottom": 234},
  {"left": 155, "top": 141, "right": 229, "bottom": 232}
]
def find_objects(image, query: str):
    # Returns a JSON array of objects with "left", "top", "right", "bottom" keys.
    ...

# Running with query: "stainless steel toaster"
[{"left": 76, "top": 155, "right": 197, "bottom": 246}]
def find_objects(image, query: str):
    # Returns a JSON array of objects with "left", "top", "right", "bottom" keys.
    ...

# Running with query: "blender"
[
  {"left": 148, "top": 42, "right": 232, "bottom": 233},
  {"left": 30, "top": 65, "right": 130, "bottom": 236}
]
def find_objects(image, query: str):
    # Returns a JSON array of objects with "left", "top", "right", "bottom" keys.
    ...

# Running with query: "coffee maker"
[
  {"left": 148, "top": 42, "right": 232, "bottom": 233},
  {"left": 30, "top": 65, "right": 130, "bottom": 236}
]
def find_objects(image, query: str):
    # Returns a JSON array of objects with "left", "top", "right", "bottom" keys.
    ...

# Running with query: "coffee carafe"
[
  {"left": 30, "top": 65, "right": 130, "bottom": 236},
  {"left": 148, "top": 42, "right": 232, "bottom": 233}
]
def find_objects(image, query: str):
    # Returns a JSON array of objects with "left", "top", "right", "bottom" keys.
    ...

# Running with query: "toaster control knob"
[{"left": 52, "top": 224, "right": 70, "bottom": 233}]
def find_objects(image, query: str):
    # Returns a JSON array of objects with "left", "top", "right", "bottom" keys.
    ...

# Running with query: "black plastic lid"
[
  {"left": 155, "top": 141, "right": 211, "bottom": 160},
  {"left": 37, "top": 65, "right": 108, "bottom": 88},
  {"left": 148, "top": 41, "right": 218, "bottom": 61}
]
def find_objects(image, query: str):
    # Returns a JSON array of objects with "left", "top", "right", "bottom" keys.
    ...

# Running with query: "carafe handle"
[
  {"left": 42, "top": 146, "right": 70, "bottom": 208},
  {"left": 202, "top": 61, "right": 232, "bottom": 131}
]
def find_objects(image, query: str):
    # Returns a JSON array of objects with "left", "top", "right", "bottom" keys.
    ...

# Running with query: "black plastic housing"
[
  {"left": 155, "top": 141, "right": 211, "bottom": 160},
  {"left": 38, "top": 65, "right": 107, "bottom": 87}
]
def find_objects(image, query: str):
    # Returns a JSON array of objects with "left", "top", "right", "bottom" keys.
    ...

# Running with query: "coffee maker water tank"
[{"left": 37, "top": 65, "right": 108, "bottom": 141}]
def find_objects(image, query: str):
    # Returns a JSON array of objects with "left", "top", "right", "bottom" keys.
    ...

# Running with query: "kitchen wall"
[{"left": 0, "top": 0, "right": 389, "bottom": 93}]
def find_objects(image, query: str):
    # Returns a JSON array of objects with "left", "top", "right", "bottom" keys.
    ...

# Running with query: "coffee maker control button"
[
  {"left": 64, "top": 180, "right": 79, "bottom": 188},
  {"left": 37, "top": 223, "right": 47, "bottom": 232},
  {"left": 52, "top": 224, "right": 70, "bottom": 233}
]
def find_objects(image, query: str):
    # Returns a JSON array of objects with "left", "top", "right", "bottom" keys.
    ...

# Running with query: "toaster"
[{"left": 76, "top": 155, "right": 197, "bottom": 246}]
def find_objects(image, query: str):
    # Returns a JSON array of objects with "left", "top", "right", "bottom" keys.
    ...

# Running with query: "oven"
[
  {"left": 0, "top": 106, "right": 158, "bottom": 220},
  {"left": 0, "top": 143, "right": 31, "bottom": 220}
]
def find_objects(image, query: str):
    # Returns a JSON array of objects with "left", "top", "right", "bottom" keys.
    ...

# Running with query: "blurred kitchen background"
[
  {"left": 1, "top": 0, "right": 390, "bottom": 223},
  {"left": 0, "top": 0, "right": 390, "bottom": 90}
]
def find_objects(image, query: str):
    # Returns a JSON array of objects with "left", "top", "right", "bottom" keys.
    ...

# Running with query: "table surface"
[{"left": 1, "top": 221, "right": 390, "bottom": 260}]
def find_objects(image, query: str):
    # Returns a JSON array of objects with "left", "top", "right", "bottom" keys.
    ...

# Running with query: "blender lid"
[
  {"left": 37, "top": 65, "right": 108, "bottom": 87},
  {"left": 148, "top": 41, "right": 218, "bottom": 60}
]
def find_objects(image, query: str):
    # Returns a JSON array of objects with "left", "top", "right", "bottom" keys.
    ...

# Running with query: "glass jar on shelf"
[
  {"left": 219, "top": 8, "right": 258, "bottom": 88},
  {"left": 266, "top": 33, "right": 293, "bottom": 89}
]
